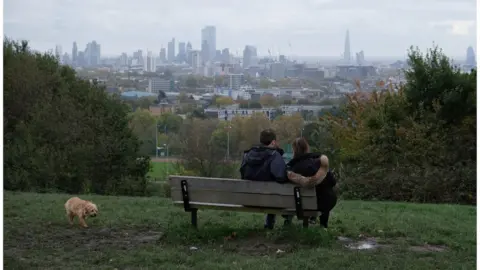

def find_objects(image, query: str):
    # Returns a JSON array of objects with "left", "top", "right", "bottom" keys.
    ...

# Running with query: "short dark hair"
[{"left": 260, "top": 129, "right": 276, "bottom": 145}]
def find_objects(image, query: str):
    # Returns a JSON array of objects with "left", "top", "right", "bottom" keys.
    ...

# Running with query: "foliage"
[
  {"left": 314, "top": 46, "right": 476, "bottom": 204},
  {"left": 215, "top": 96, "right": 235, "bottom": 107},
  {"left": 4, "top": 39, "right": 150, "bottom": 196},
  {"left": 259, "top": 94, "right": 277, "bottom": 107}
]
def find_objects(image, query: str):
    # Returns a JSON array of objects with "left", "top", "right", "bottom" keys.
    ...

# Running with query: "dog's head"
[{"left": 84, "top": 202, "right": 99, "bottom": 217}]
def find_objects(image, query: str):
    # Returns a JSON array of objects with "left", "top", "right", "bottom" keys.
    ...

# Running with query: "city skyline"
[{"left": 4, "top": 0, "right": 477, "bottom": 58}]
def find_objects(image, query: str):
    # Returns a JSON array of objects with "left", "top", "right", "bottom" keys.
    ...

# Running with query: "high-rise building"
[
  {"left": 228, "top": 74, "right": 243, "bottom": 90},
  {"left": 356, "top": 50, "right": 365, "bottom": 65},
  {"left": 242, "top": 45, "right": 257, "bottom": 68},
  {"left": 72, "top": 42, "right": 78, "bottom": 66},
  {"left": 133, "top": 50, "right": 144, "bottom": 66},
  {"left": 191, "top": 50, "right": 202, "bottom": 75},
  {"left": 85, "top": 41, "right": 101, "bottom": 66},
  {"left": 119, "top": 53, "right": 128, "bottom": 66},
  {"left": 178, "top": 42, "right": 186, "bottom": 63},
  {"left": 160, "top": 48, "right": 167, "bottom": 63},
  {"left": 55, "top": 45, "right": 62, "bottom": 62},
  {"left": 343, "top": 30, "right": 351, "bottom": 64},
  {"left": 466, "top": 46, "right": 476, "bottom": 66},
  {"left": 146, "top": 51, "right": 156, "bottom": 72},
  {"left": 201, "top": 40, "right": 209, "bottom": 64},
  {"left": 167, "top": 38, "right": 175, "bottom": 63},
  {"left": 201, "top": 26, "right": 216, "bottom": 61},
  {"left": 222, "top": 48, "right": 230, "bottom": 64},
  {"left": 186, "top": 42, "right": 192, "bottom": 64}
]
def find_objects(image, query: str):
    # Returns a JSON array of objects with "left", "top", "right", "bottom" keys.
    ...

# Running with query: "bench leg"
[
  {"left": 302, "top": 217, "right": 309, "bottom": 228},
  {"left": 191, "top": 209, "right": 198, "bottom": 228}
]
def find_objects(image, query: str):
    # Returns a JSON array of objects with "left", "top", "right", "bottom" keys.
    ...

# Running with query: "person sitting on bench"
[{"left": 285, "top": 137, "right": 337, "bottom": 228}]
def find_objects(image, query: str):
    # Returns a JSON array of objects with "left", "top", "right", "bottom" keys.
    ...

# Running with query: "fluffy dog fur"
[{"left": 64, "top": 197, "right": 98, "bottom": 228}]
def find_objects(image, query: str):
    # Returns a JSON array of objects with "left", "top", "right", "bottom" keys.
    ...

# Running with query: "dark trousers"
[{"left": 269, "top": 189, "right": 337, "bottom": 229}]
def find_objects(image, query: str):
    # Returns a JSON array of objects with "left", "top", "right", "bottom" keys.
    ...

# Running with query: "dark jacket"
[
  {"left": 286, "top": 152, "right": 337, "bottom": 211},
  {"left": 240, "top": 145, "right": 288, "bottom": 183}
]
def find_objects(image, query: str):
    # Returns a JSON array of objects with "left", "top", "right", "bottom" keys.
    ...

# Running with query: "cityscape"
[{"left": 46, "top": 25, "right": 477, "bottom": 122}]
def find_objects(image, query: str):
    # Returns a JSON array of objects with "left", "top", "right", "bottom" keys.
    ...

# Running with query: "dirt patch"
[
  {"left": 4, "top": 226, "right": 164, "bottom": 255},
  {"left": 219, "top": 232, "right": 298, "bottom": 256}
]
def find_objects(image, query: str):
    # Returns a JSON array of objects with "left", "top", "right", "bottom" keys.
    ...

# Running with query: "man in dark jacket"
[{"left": 239, "top": 129, "right": 288, "bottom": 229}]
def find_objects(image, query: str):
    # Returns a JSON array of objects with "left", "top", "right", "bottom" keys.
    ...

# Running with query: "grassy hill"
[{"left": 4, "top": 192, "right": 476, "bottom": 269}]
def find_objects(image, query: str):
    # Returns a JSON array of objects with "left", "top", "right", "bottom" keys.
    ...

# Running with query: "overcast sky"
[{"left": 4, "top": 0, "right": 477, "bottom": 58}]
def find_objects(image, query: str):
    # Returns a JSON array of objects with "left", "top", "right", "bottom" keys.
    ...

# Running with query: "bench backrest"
[{"left": 169, "top": 176, "right": 318, "bottom": 210}]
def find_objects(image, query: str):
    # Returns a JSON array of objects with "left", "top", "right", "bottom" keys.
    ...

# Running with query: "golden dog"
[{"left": 64, "top": 197, "right": 98, "bottom": 228}]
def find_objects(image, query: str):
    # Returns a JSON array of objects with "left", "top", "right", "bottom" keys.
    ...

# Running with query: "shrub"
[{"left": 4, "top": 39, "right": 150, "bottom": 196}]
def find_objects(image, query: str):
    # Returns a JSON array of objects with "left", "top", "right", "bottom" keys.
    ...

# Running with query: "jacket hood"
[
  {"left": 244, "top": 146, "right": 284, "bottom": 166},
  {"left": 287, "top": 152, "right": 321, "bottom": 167}
]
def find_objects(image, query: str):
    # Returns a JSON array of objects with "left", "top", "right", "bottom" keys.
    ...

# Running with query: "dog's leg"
[
  {"left": 67, "top": 211, "right": 75, "bottom": 225},
  {"left": 78, "top": 215, "right": 88, "bottom": 228}
]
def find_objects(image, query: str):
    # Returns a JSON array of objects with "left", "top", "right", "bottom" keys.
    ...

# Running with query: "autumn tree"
[{"left": 259, "top": 94, "right": 277, "bottom": 107}]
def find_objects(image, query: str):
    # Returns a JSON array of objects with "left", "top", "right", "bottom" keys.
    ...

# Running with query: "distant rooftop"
[{"left": 121, "top": 91, "right": 157, "bottom": 98}]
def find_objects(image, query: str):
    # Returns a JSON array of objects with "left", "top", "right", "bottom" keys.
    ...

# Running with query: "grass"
[
  {"left": 4, "top": 191, "right": 476, "bottom": 270},
  {"left": 147, "top": 162, "right": 177, "bottom": 180}
]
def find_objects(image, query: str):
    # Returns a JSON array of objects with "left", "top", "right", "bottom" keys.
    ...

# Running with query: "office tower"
[
  {"left": 186, "top": 42, "right": 192, "bottom": 64},
  {"left": 120, "top": 53, "right": 128, "bottom": 66},
  {"left": 191, "top": 50, "right": 202, "bottom": 75},
  {"left": 133, "top": 50, "right": 144, "bottom": 66},
  {"left": 55, "top": 45, "right": 62, "bottom": 62},
  {"left": 242, "top": 45, "right": 257, "bottom": 68},
  {"left": 466, "top": 46, "right": 476, "bottom": 66},
  {"left": 72, "top": 42, "right": 78, "bottom": 66},
  {"left": 146, "top": 51, "right": 156, "bottom": 72},
  {"left": 222, "top": 48, "right": 230, "bottom": 64},
  {"left": 167, "top": 38, "right": 175, "bottom": 63},
  {"left": 160, "top": 48, "right": 167, "bottom": 63},
  {"left": 356, "top": 50, "right": 365, "bottom": 65},
  {"left": 343, "top": 30, "right": 351, "bottom": 64},
  {"left": 201, "top": 40, "right": 209, "bottom": 64},
  {"left": 201, "top": 26, "right": 216, "bottom": 61},
  {"left": 178, "top": 42, "right": 186, "bottom": 63},
  {"left": 85, "top": 41, "right": 101, "bottom": 66}
]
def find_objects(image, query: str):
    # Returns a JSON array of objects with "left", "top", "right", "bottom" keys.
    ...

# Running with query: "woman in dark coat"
[{"left": 286, "top": 137, "right": 338, "bottom": 228}]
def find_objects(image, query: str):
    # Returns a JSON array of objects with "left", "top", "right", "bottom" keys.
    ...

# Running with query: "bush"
[
  {"left": 4, "top": 39, "right": 150, "bottom": 196},
  {"left": 318, "top": 46, "right": 476, "bottom": 205}
]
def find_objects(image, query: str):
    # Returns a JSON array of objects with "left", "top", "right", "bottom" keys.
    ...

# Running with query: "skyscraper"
[
  {"left": 167, "top": 38, "right": 175, "bottom": 63},
  {"left": 201, "top": 26, "right": 216, "bottom": 61},
  {"left": 343, "top": 30, "right": 351, "bottom": 64},
  {"left": 55, "top": 45, "right": 62, "bottom": 62},
  {"left": 178, "top": 42, "right": 186, "bottom": 63},
  {"left": 466, "top": 46, "right": 476, "bottom": 66},
  {"left": 85, "top": 41, "right": 101, "bottom": 66},
  {"left": 146, "top": 51, "right": 156, "bottom": 72},
  {"left": 160, "top": 48, "right": 167, "bottom": 63},
  {"left": 186, "top": 42, "right": 193, "bottom": 64},
  {"left": 72, "top": 42, "right": 78, "bottom": 66},
  {"left": 243, "top": 45, "right": 257, "bottom": 68}
]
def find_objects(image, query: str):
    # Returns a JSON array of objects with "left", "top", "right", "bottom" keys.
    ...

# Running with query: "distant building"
[
  {"left": 167, "top": 38, "right": 175, "bottom": 63},
  {"left": 222, "top": 48, "right": 230, "bottom": 64},
  {"left": 191, "top": 50, "right": 202, "bottom": 75},
  {"left": 201, "top": 26, "right": 216, "bottom": 61},
  {"left": 243, "top": 45, "right": 257, "bottom": 69},
  {"left": 178, "top": 42, "right": 186, "bottom": 63},
  {"left": 146, "top": 51, "right": 155, "bottom": 72},
  {"left": 148, "top": 78, "right": 173, "bottom": 93},
  {"left": 270, "top": 62, "right": 285, "bottom": 80},
  {"left": 160, "top": 48, "right": 167, "bottom": 63},
  {"left": 71, "top": 42, "right": 78, "bottom": 66},
  {"left": 228, "top": 74, "right": 244, "bottom": 90},
  {"left": 85, "top": 41, "right": 101, "bottom": 66},
  {"left": 466, "top": 46, "right": 476, "bottom": 66}
]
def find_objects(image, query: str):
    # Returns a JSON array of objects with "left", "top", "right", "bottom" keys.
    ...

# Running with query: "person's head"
[
  {"left": 260, "top": 129, "right": 278, "bottom": 148},
  {"left": 292, "top": 137, "right": 310, "bottom": 158}
]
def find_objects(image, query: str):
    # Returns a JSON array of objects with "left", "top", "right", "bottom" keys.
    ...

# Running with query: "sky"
[{"left": 4, "top": 0, "right": 478, "bottom": 59}]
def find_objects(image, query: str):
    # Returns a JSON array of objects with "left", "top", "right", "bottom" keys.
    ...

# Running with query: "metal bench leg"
[
  {"left": 302, "top": 217, "right": 309, "bottom": 228},
  {"left": 191, "top": 209, "right": 198, "bottom": 228}
]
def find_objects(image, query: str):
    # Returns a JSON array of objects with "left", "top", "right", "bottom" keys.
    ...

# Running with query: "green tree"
[
  {"left": 4, "top": 39, "right": 150, "bottom": 195},
  {"left": 186, "top": 75, "right": 198, "bottom": 88}
]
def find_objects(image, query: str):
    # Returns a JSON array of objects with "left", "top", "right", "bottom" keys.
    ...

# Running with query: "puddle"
[{"left": 337, "top": 236, "right": 447, "bottom": 252}]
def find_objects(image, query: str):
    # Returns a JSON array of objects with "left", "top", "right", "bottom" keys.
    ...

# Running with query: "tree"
[
  {"left": 272, "top": 114, "right": 304, "bottom": 145},
  {"left": 178, "top": 119, "right": 236, "bottom": 177},
  {"left": 4, "top": 39, "right": 149, "bottom": 196},
  {"left": 259, "top": 78, "right": 271, "bottom": 88},
  {"left": 259, "top": 94, "right": 277, "bottom": 107},
  {"left": 157, "top": 112, "right": 183, "bottom": 133},
  {"left": 129, "top": 110, "right": 157, "bottom": 156},
  {"left": 185, "top": 75, "right": 198, "bottom": 88},
  {"left": 215, "top": 96, "right": 234, "bottom": 107}
]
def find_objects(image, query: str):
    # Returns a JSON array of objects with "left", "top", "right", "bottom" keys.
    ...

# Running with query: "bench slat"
[
  {"left": 171, "top": 189, "right": 318, "bottom": 210},
  {"left": 169, "top": 176, "right": 316, "bottom": 196},
  {"left": 171, "top": 202, "right": 320, "bottom": 216}
]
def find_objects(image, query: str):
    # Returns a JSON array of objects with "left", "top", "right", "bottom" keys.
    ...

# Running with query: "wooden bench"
[{"left": 169, "top": 175, "right": 319, "bottom": 228}]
